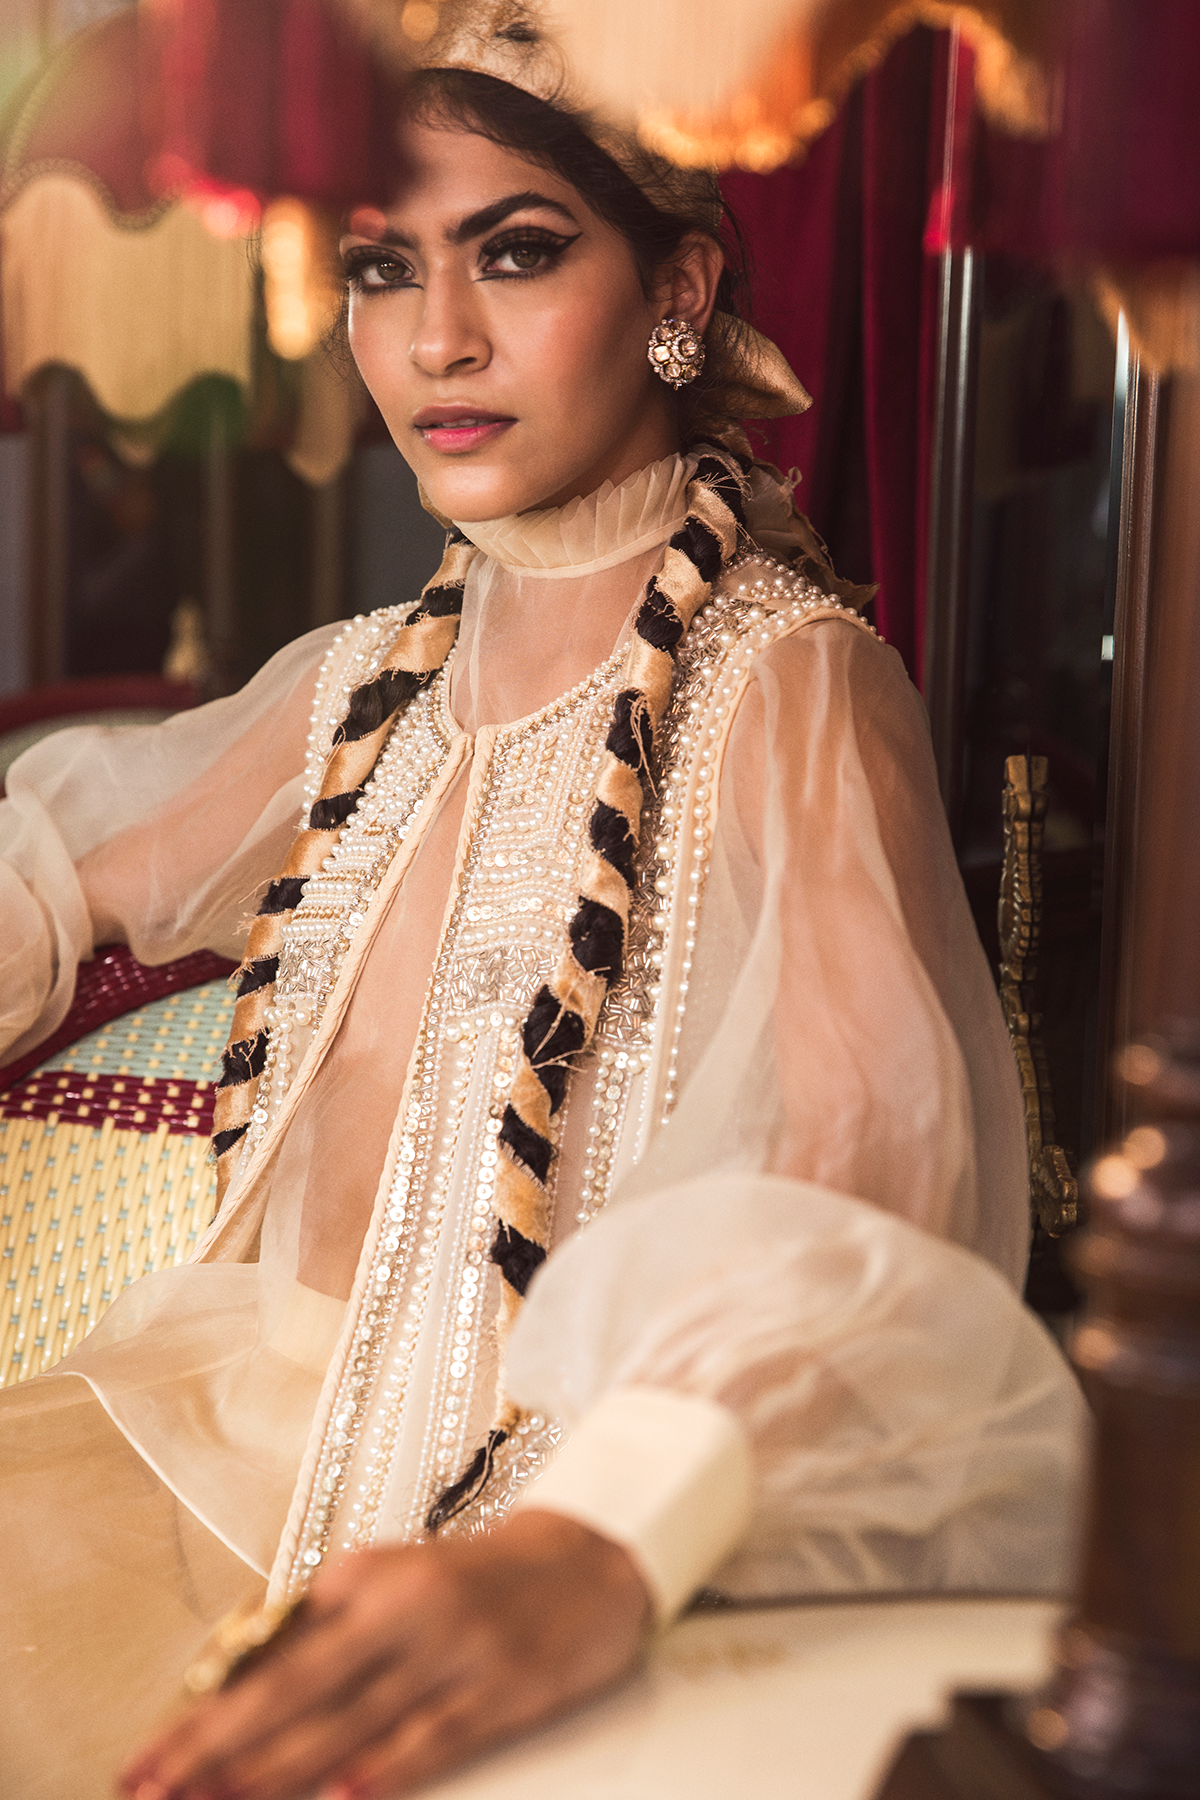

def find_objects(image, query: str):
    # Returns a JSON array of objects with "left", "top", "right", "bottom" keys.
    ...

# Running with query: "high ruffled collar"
[{"left": 452, "top": 454, "right": 691, "bottom": 577}]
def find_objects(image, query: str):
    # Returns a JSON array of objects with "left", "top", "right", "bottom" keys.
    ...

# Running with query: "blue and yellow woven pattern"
[{"left": 1, "top": 956, "right": 236, "bottom": 1386}]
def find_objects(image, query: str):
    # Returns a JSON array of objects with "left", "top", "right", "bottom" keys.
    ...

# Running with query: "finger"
[
  {"left": 118, "top": 1608, "right": 399, "bottom": 1797},
  {"left": 320, "top": 1672, "right": 555, "bottom": 1800},
  {"left": 327, "top": 1598, "right": 644, "bottom": 1800},
  {"left": 176, "top": 1662, "right": 456, "bottom": 1800}
]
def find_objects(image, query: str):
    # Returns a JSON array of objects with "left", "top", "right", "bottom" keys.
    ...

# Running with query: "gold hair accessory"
[{"left": 648, "top": 317, "right": 705, "bottom": 387}]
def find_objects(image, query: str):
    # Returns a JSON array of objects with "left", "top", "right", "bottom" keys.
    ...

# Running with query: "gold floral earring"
[{"left": 647, "top": 317, "right": 705, "bottom": 387}]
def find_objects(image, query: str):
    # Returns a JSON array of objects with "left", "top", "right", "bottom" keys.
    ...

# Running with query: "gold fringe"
[
  {"left": 0, "top": 174, "right": 254, "bottom": 417},
  {"left": 635, "top": 1, "right": 1056, "bottom": 174}
]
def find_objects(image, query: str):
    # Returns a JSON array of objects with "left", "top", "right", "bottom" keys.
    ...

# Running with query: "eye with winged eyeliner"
[
  {"left": 477, "top": 226, "right": 582, "bottom": 277},
  {"left": 342, "top": 227, "right": 581, "bottom": 292},
  {"left": 340, "top": 189, "right": 584, "bottom": 291}
]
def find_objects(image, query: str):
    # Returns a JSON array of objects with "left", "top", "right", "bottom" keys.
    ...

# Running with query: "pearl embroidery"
[{"left": 274, "top": 559, "right": 870, "bottom": 1588}]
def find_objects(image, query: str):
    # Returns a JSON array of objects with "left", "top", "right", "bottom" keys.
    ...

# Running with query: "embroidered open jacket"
[{"left": 0, "top": 455, "right": 1083, "bottom": 1793}]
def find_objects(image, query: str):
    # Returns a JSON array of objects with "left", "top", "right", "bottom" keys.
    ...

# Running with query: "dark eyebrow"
[
  {"left": 449, "top": 190, "right": 580, "bottom": 244},
  {"left": 344, "top": 191, "right": 580, "bottom": 255}
]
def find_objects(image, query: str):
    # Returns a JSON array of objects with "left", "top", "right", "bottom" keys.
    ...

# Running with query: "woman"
[{"left": 0, "top": 12, "right": 1083, "bottom": 1800}]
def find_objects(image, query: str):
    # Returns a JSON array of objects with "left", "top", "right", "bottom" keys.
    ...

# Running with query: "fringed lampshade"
[
  {"left": 0, "top": 1, "right": 415, "bottom": 473},
  {"left": 139, "top": 0, "right": 407, "bottom": 212},
  {"left": 546, "top": 0, "right": 1200, "bottom": 372}
]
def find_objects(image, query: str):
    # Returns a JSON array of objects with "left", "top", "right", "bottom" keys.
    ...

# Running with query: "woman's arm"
[
  {"left": 120, "top": 1511, "right": 649, "bottom": 1800},
  {"left": 494, "top": 622, "right": 1081, "bottom": 1605},
  {"left": 626, "top": 617, "right": 1031, "bottom": 1279},
  {"left": 0, "top": 623, "right": 344, "bottom": 1064}
]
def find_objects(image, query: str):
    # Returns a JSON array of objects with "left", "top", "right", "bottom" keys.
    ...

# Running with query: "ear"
[{"left": 657, "top": 232, "right": 725, "bottom": 334}]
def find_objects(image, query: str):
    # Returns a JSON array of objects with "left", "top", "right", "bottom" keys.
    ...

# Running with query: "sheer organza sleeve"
[
  {"left": 509, "top": 618, "right": 1084, "bottom": 1601},
  {"left": 510, "top": 1175, "right": 1084, "bottom": 1603},
  {"left": 622, "top": 618, "right": 1030, "bottom": 1282},
  {"left": 0, "top": 623, "right": 345, "bottom": 1063}
]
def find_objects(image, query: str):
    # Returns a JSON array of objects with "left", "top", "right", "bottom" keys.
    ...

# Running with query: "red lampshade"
[
  {"left": 141, "top": 0, "right": 408, "bottom": 213},
  {"left": 2, "top": 0, "right": 409, "bottom": 225},
  {"left": 2, "top": 9, "right": 160, "bottom": 219}
]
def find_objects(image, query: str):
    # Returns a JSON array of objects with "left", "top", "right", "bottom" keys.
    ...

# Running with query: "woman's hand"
[{"left": 117, "top": 1509, "right": 651, "bottom": 1800}]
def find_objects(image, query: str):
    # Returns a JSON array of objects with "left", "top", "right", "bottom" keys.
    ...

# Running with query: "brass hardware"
[{"left": 999, "top": 754, "right": 1079, "bottom": 1237}]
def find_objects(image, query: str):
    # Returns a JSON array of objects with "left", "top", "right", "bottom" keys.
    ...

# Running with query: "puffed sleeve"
[
  {"left": 0, "top": 622, "right": 345, "bottom": 1064},
  {"left": 509, "top": 618, "right": 1085, "bottom": 1613},
  {"left": 509, "top": 1176, "right": 1085, "bottom": 1613},
  {"left": 625, "top": 618, "right": 1032, "bottom": 1284}
]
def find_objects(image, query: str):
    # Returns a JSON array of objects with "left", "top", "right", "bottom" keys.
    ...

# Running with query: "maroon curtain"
[
  {"left": 939, "top": 1, "right": 1200, "bottom": 266},
  {"left": 723, "top": 0, "right": 1200, "bottom": 686},
  {"left": 724, "top": 27, "right": 956, "bottom": 683}
]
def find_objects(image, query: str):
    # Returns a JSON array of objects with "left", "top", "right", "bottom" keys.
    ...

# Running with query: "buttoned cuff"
[{"left": 514, "top": 1385, "right": 754, "bottom": 1624}]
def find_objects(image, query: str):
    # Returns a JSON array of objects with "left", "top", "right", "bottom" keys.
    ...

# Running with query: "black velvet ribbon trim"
[
  {"left": 499, "top": 1104, "right": 553, "bottom": 1185},
  {"left": 606, "top": 687, "right": 653, "bottom": 771},
  {"left": 309, "top": 786, "right": 367, "bottom": 831},
  {"left": 590, "top": 798, "right": 637, "bottom": 886},
  {"left": 217, "top": 1030, "right": 268, "bottom": 1087},
  {"left": 259, "top": 876, "right": 307, "bottom": 915},
  {"left": 671, "top": 515, "right": 724, "bottom": 585},
  {"left": 421, "top": 579, "right": 468, "bottom": 617},
  {"left": 235, "top": 955, "right": 279, "bottom": 998},
  {"left": 569, "top": 898, "right": 624, "bottom": 988},
  {"left": 636, "top": 579, "right": 684, "bottom": 653},
  {"left": 335, "top": 668, "right": 423, "bottom": 745},
  {"left": 490, "top": 1221, "right": 547, "bottom": 1297},
  {"left": 522, "top": 986, "right": 587, "bottom": 1111}
]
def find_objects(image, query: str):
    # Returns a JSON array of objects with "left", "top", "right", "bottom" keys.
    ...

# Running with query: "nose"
[{"left": 409, "top": 272, "right": 491, "bottom": 378}]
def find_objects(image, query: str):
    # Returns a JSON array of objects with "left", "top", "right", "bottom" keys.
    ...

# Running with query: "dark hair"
[{"left": 402, "top": 68, "right": 754, "bottom": 442}]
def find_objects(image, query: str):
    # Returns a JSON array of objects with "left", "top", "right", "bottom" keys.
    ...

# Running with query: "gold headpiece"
[{"left": 335, "top": 0, "right": 812, "bottom": 421}]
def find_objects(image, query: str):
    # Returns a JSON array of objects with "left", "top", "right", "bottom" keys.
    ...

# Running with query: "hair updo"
[{"left": 402, "top": 67, "right": 755, "bottom": 445}]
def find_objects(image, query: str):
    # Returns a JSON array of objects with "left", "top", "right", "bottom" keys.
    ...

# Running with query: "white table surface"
[{"left": 422, "top": 1595, "right": 1061, "bottom": 1799}]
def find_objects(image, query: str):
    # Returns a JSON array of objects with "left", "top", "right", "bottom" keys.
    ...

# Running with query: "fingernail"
[{"left": 132, "top": 1785, "right": 171, "bottom": 1800}]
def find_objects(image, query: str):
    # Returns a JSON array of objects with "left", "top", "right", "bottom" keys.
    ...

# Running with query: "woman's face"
[{"left": 342, "top": 120, "right": 688, "bottom": 520}]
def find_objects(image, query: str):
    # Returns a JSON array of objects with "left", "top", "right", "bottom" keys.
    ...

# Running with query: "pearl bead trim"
[{"left": 277, "top": 559, "right": 875, "bottom": 1585}]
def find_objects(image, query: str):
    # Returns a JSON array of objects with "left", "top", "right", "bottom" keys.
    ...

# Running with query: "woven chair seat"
[{"left": 0, "top": 946, "right": 235, "bottom": 1386}]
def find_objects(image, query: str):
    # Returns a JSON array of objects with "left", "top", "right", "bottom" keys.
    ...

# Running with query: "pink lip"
[{"left": 412, "top": 407, "right": 515, "bottom": 454}]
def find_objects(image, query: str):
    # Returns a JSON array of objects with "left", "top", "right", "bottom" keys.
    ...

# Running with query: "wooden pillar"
[
  {"left": 1037, "top": 371, "right": 1200, "bottom": 1787},
  {"left": 1095, "top": 341, "right": 1166, "bottom": 1145},
  {"left": 26, "top": 365, "right": 73, "bottom": 687},
  {"left": 1049, "top": 1034, "right": 1200, "bottom": 1790},
  {"left": 1129, "top": 371, "right": 1200, "bottom": 1036},
  {"left": 309, "top": 471, "right": 347, "bottom": 629},
  {"left": 203, "top": 404, "right": 237, "bottom": 696}
]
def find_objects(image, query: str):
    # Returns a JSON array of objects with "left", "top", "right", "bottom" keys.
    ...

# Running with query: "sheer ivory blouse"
[{"left": 0, "top": 456, "right": 1085, "bottom": 1624}]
